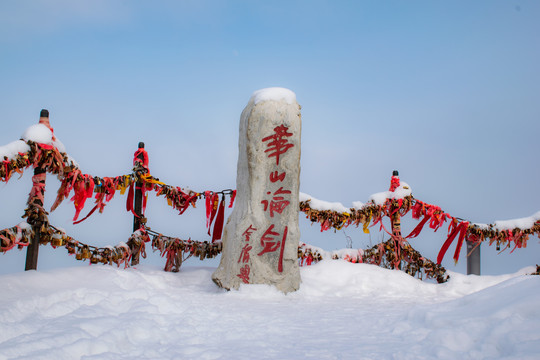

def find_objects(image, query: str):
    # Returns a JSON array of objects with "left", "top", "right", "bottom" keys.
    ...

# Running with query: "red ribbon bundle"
[
  {"left": 389, "top": 175, "right": 400, "bottom": 192},
  {"left": 75, "top": 177, "right": 120, "bottom": 224},
  {"left": 72, "top": 174, "right": 95, "bottom": 222},
  {"left": 133, "top": 148, "right": 149, "bottom": 170},
  {"left": 206, "top": 194, "right": 225, "bottom": 243},
  {"left": 437, "top": 220, "right": 469, "bottom": 264}
]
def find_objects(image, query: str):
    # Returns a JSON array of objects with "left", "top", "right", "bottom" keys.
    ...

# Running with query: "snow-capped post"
[
  {"left": 389, "top": 170, "right": 402, "bottom": 269},
  {"left": 212, "top": 88, "right": 302, "bottom": 293},
  {"left": 390, "top": 170, "right": 402, "bottom": 236},
  {"left": 466, "top": 241, "right": 480, "bottom": 275},
  {"left": 130, "top": 142, "right": 147, "bottom": 266},
  {"left": 24, "top": 109, "right": 50, "bottom": 271}
]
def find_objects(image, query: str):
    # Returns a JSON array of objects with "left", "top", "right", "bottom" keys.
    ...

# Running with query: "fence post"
[
  {"left": 131, "top": 142, "right": 145, "bottom": 265},
  {"left": 390, "top": 170, "right": 402, "bottom": 270},
  {"left": 466, "top": 240, "right": 481, "bottom": 275},
  {"left": 25, "top": 109, "right": 49, "bottom": 271}
]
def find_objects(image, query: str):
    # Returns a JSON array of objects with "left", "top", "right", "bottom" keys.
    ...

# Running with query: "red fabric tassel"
[
  {"left": 72, "top": 176, "right": 94, "bottom": 222},
  {"left": 212, "top": 197, "right": 226, "bottom": 242},
  {"left": 207, "top": 193, "right": 219, "bottom": 235},
  {"left": 452, "top": 222, "right": 469, "bottom": 263},
  {"left": 126, "top": 182, "right": 140, "bottom": 218},
  {"left": 205, "top": 191, "right": 212, "bottom": 228},
  {"left": 229, "top": 190, "right": 237, "bottom": 208},
  {"left": 437, "top": 221, "right": 468, "bottom": 264}
]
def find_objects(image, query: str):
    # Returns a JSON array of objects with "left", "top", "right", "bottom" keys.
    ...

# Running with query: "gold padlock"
[
  {"left": 52, "top": 237, "right": 64, "bottom": 247},
  {"left": 82, "top": 246, "right": 91, "bottom": 259}
]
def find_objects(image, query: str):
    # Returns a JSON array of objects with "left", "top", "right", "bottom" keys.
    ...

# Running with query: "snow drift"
[{"left": 1, "top": 262, "right": 539, "bottom": 360}]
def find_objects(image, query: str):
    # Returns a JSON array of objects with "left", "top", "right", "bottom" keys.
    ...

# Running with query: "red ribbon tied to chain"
[
  {"left": 437, "top": 220, "right": 469, "bottom": 264},
  {"left": 207, "top": 193, "right": 220, "bottom": 235},
  {"left": 211, "top": 196, "right": 226, "bottom": 243}
]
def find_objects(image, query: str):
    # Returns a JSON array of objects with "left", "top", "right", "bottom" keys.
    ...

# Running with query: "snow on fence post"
[
  {"left": 25, "top": 109, "right": 50, "bottom": 271},
  {"left": 130, "top": 142, "right": 146, "bottom": 266},
  {"left": 212, "top": 88, "right": 302, "bottom": 293},
  {"left": 466, "top": 240, "right": 481, "bottom": 275}
]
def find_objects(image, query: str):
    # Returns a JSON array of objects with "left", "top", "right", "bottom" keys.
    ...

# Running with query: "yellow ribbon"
[
  {"left": 140, "top": 174, "right": 166, "bottom": 185},
  {"left": 363, "top": 209, "right": 372, "bottom": 234},
  {"left": 118, "top": 175, "right": 131, "bottom": 195}
]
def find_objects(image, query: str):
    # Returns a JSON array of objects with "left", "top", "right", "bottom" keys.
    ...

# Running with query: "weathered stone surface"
[{"left": 212, "top": 88, "right": 301, "bottom": 293}]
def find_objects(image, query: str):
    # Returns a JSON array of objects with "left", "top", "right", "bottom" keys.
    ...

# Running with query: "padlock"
[
  {"left": 82, "top": 246, "right": 91, "bottom": 259},
  {"left": 51, "top": 237, "right": 64, "bottom": 247},
  {"left": 199, "top": 243, "right": 207, "bottom": 261}
]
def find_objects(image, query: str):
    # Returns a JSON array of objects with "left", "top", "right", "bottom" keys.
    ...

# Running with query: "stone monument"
[{"left": 212, "top": 87, "right": 302, "bottom": 293}]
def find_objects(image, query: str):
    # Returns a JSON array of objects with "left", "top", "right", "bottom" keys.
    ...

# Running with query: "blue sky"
[{"left": 1, "top": 1, "right": 539, "bottom": 275}]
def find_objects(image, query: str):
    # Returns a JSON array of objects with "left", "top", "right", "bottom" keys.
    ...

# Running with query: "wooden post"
[
  {"left": 389, "top": 170, "right": 402, "bottom": 270},
  {"left": 466, "top": 240, "right": 481, "bottom": 275},
  {"left": 131, "top": 142, "right": 145, "bottom": 265},
  {"left": 25, "top": 109, "right": 49, "bottom": 271},
  {"left": 133, "top": 142, "right": 145, "bottom": 233}
]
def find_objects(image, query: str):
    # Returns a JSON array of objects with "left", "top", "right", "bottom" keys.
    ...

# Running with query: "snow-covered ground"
[{"left": 1, "top": 261, "right": 539, "bottom": 360}]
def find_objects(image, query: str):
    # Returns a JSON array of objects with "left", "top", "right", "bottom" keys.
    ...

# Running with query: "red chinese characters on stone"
[
  {"left": 242, "top": 225, "right": 257, "bottom": 242},
  {"left": 257, "top": 224, "right": 280, "bottom": 255},
  {"left": 262, "top": 125, "right": 294, "bottom": 165},
  {"left": 237, "top": 224, "right": 257, "bottom": 283},
  {"left": 261, "top": 187, "right": 291, "bottom": 218},
  {"left": 257, "top": 224, "right": 288, "bottom": 273},
  {"left": 269, "top": 171, "right": 286, "bottom": 183},
  {"left": 238, "top": 243, "right": 253, "bottom": 264},
  {"left": 237, "top": 265, "right": 251, "bottom": 284}
]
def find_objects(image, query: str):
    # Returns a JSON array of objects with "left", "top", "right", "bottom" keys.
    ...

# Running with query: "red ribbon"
[
  {"left": 205, "top": 191, "right": 212, "bottom": 227},
  {"left": 133, "top": 148, "right": 149, "bottom": 170},
  {"left": 405, "top": 215, "right": 430, "bottom": 239},
  {"left": 229, "top": 190, "right": 237, "bottom": 208},
  {"left": 411, "top": 200, "right": 424, "bottom": 220},
  {"left": 437, "top": 221, "right": 469, "bottom": 264},
  {"left": 2, "top": 160, "right": 11, "bottom": 181},
  {"left": 207, "top": 193, "right": 219, "bottom": 235},
  {"left": 126, "top": 182, "right": 139, "bottom": 218},
  {"left": 71, "top": 175, "right": 95, "bottom": 222},
  {"left": 211, "top": 196, "right": 226, "bottom": 243},
  {"left": 73, "top": 205, "right": 99, "bottom": 224},
  {"left": 389, "top": 175, "right": 400, "bottom": 192},
  {"left": 371, "top": 211, "right": 393, "bottom": 236},
  {"left": 29, "top": 173, "right": 46, "bottom": 204}
]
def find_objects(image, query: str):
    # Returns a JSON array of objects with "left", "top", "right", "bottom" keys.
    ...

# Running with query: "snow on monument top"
[{"left": 250, "top": 87, "right": 297, "bottom": 105}]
